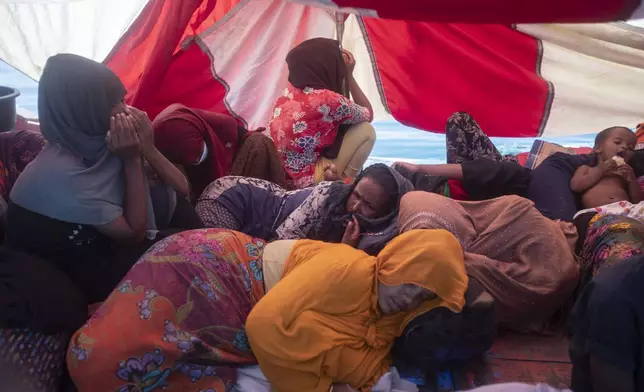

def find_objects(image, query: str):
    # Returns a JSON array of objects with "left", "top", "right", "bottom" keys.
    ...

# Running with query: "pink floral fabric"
[{"left": 266, "top": 85, "right": 370, "bottom": 188}]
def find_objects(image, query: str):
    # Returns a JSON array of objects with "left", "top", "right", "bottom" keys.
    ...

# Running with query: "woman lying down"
[
  {"left": 246, "top": 229, "right": 467, "bottom": 392},
  {"left": 67, "top": 229, "right": 467, "bottom": 392}
]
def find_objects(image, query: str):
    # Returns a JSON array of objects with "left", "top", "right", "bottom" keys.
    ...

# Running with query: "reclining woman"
[
  {"left": 266, "top": 37, "right": 376, "bottom": 189},
  {"left": 4, "top": 54, "right": 193, "bottom": 303},
  {"left": 67, "top": 228, "right": 468, "bottom": 392},
  {"left": 246, "top": 229, "right": 468, "bottom": 392},
  {"left": 398, "top": 191, "right": 579, "bottom": 331},
  {"left": 195, "top": 163, "right": 413, "bottom": 254},
  {"left": 393, "top": 112, "right": 530, "bottom": 201}
]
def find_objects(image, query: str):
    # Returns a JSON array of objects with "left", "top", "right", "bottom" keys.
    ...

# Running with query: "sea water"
[{"left": 0, "top": 60, "right": 596, "bottom": 164}]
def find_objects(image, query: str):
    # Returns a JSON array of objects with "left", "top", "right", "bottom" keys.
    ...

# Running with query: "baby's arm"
[{"left": 570, "top": 165, "right": 606, "bottom": 193}]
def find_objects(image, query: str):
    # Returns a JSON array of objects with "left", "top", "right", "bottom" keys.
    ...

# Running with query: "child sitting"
[{"left": 571, "top": 126, "right": 642, "bottom": 212}]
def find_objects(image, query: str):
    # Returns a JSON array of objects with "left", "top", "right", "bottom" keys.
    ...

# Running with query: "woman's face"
[
  {"left": 378, "top": 283, "right": 436, "bottom": 315},
  {"left": 345, "top": 177, "right": 389, "bottom": 218}
]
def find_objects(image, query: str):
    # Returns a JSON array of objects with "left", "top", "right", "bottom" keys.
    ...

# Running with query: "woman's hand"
[
  {"left": 323, "top": 163, "right": 342, "bottom": 181},
  {"left": 126, "top": 106, "right": 155, "bottom": 156},
  {"left": 107, "top": 113, "right": 140, "bottom": 160},
  {"left": 341, "top": 216, "right": 360, "bottom": 248},
  {"left": 342, "top": 49, "right": 356, "bottom": 74},
  {"left": 392, "top": 161, "right": 419, "bottom": 173}
]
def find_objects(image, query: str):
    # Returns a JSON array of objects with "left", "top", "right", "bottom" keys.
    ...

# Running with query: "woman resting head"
[
  {"left": 398, "top": 191, "right": 579, "bottom": 330},
  {"left": 66, "top": 229, "right": 267, "bottom": 391},
  {"left": 197, "top": 164, "right": 411, "bottom": 254},
  {"left": 152, "top": 104, "right": 244, "bottom": 197},
  {"left": 246, "top": 229, "right": 468, "bottom": 392},
  {"left": 345, "top": 163, "right": 401, "bottom": 219},
  {"left": 306, "top": 163, "right": 413, "bottom": 253}
]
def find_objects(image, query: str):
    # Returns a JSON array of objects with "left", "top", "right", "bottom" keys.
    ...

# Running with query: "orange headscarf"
[{"left": 245, "top": 229, "right": 468, "bottom": 392}]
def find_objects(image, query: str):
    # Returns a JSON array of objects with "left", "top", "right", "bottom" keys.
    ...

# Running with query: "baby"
[{"left": 571, "top": 126, "right": 642, "bottom": 210}]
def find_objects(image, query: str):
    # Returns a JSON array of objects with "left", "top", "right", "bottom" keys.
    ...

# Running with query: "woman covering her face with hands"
[{"left": 5, "top": 54, "right": 179, "bottom": 303}]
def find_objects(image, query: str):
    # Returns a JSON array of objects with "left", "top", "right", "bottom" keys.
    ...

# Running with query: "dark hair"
[
  {"left": 594, "top": 126, "right": 633, "bottom": 148},
  {"left": 359, "top": 164, "right": 400, "bottom": 210}
]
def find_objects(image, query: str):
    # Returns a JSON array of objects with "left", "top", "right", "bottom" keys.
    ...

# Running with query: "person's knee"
[
  {"left": 348, "top": 122, "right": 376, "bottom": 145},
  {"left": 362, "top": 122, "right": 376, "bottom": 144}
]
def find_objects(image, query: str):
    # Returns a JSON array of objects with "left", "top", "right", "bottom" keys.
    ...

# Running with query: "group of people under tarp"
[{"left": 0, "top": 37, "right": 643, "bottom": 392}]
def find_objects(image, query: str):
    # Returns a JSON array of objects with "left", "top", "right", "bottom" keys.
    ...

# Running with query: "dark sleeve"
[
  {"left": 461, "top": 159, "right": 531, "bottom": 200},
  {"left": 571, "top": 283, "right": 640, "bottom": 373},
  {"left": 525, "top": 152, "right": 595, "bottom": 221},
  {"left": 392, "top": 165, "right": 447, "bottom": 193}
]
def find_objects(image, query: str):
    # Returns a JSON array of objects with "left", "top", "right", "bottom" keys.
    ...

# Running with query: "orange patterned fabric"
[{"left": 67, "top": 229, "right": 266, "bottom": 392}]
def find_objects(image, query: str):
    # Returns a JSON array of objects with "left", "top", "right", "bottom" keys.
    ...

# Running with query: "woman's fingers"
[
  {"left": 124, "top": 110, "right": 139, "bottom": 131},
  {"left": 114, "top": 115, "right": 125, "bottom": 144},
  {"left": 126, "top": 113, "right": 141, "bottom": 136},
  {"left": 126, "top": 116, "right": 141, "bottom": 145},
  {"left": 114, "top": 113, "right": 123, "bottom": 133},
  {"left": 351, "top": 216, "right": 360, "bottom": 239}
]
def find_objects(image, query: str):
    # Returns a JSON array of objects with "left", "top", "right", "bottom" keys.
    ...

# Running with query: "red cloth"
[
  {"left": 105, "top": 0, "right": 643, "bottom": 141},
  {"left": 329, "top": 0, "right": 641, "bottom": 23},
  {"left": 448, "top": 179, "right": 469, "bottom": 201},
  {"left": 152, "top": 104, "right": 240, "bottom": 197},
  {"left": 364, "top": 21, "right": 550, "bottom": 138},
  {"left": 104, "top": 0, "right": 241, "bottom": 120}
]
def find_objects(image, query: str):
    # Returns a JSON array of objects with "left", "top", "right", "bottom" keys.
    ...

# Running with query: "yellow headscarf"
[{"left": 246, "top": 229, "right": 468, "bottom": 392}]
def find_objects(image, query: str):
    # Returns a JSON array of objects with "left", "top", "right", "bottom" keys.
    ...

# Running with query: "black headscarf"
[
  {"left": 286, "top": 38, "right": 349, "bottom": 97},
  {"left": 311, "top": 164, "right": 414, "bottom": 255}
]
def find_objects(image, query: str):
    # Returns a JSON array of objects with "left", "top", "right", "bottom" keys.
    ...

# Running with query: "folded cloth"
[{"left": 0, "top": 247, "right": 87, "bottom": 334}]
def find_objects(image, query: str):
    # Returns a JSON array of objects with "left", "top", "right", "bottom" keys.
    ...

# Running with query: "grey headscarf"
[{"left": 10, "top": 53, "right": 156, "bottom": 229}]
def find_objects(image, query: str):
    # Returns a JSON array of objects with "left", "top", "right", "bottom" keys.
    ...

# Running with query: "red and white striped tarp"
[{"left": 2, "top": 0, "right": 644, "bottom": 137}]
